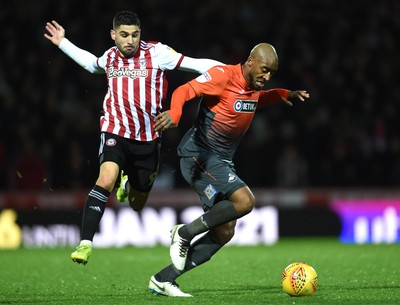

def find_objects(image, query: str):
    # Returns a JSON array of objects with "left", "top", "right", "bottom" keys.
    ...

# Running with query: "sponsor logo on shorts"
[
  {"left": 204, "top": 184, "right": 217, "bottom": 200},
  {"left": 234, "top": 100, "right": 257, "bottom": 112},
  {"left": 228, "top": 173, "right": 237, "bottom": 183},
  {"left": 106, "top": 138, "right": 117, "bottom": 146}
]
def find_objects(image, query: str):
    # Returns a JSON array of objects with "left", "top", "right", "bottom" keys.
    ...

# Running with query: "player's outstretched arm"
[
  {"left": 179, "top": 57, "right": 224, "bottom": 74},
  {"left": 44, "top": 20, "right": 103, "bottom": 74},
  {"left": 44, "top": 20, "right": 65, "bottom": 46}
]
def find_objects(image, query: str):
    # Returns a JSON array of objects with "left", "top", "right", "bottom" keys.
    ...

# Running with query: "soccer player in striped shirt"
[
  {"left": 149, "top": 43, "right": 309, "bottom": 296},
  {"left": 44, "top": 11, "right": 223, "bottom": 267}
]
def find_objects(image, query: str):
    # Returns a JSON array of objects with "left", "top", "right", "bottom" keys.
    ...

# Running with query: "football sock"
[
  {"left": 155, "top": 265, "right": 181, "bottom": 283},
  {"left": 156, "top": 233, "right": 223, "bottom": 282},
  {"left": 81, "top": 185, "right": 110, "bottom": 240},
  {"left": 179, "top": 200, "right": 240, "bottom": 240},
  {"left": 184, "top": 233, "right": 223, "bottom": 270},
  {"left": 80, "top": 240, "right": 92, "bottom": 246}
]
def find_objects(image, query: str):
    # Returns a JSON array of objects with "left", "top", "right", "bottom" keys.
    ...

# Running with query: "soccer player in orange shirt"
[{"left": 149, "top": 43, "right": 309, "bottom": 297}]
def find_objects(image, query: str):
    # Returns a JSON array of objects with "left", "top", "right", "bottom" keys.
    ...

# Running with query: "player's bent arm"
[
  {"left": 258, "top": 89, "right": 290, "bottom": 108},
  {"left": 58, "top": 38, "right": 104, "bottom": 74},
  {"left": 178, "top": 56, "right": 224, "bottom": 74},
  {"left": 167, "top": 83, "right": 198, "bottom": 124}
]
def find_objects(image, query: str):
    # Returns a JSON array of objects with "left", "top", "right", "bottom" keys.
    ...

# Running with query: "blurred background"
[{"left": 0, "top": 0, "right": 399, "bottom": 247}]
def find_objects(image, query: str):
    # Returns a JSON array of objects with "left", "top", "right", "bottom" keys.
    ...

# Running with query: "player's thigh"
[
  {"left": 98, "top": 132, "right": 126, "bottom": 170},
  {"left": 97, "top": 133, "right": 126, "bottom": 189},
  {"left": 125, "top": 139, "right": 160, "bottom": 192}
]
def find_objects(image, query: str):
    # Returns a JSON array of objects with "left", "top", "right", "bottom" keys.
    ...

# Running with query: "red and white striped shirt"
[{"left": 97, "top": 41, "right": 184, "bottom": 141}]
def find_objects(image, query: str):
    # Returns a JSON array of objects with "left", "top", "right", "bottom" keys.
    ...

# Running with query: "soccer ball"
[{"left": 281, "top": 262, "right": 318, "bottom": 296}]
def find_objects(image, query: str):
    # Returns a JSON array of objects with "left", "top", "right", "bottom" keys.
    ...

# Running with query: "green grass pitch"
[{"left": 1, "top": 238, "right": 399, "bottom": 305}]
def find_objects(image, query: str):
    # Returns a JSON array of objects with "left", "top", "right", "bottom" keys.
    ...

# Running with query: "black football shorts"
[
  {"left": 180, "top": 154, "right": 246, "bottom": 210},
  {"left": 98, "top": 132, "right": 160, "bottom": 192}
]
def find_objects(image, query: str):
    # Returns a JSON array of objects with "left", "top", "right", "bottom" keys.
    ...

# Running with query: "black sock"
[
  {"left": 179, "top": 200, "right": 240, "bottom": 240},
  {"left": 81, "top": 185, "right": 110, "bottom": 240},
  {"left": 156, "top": 233, "right": 223, "bottom": 282},
  {"left": 155, "top": 265, "right": 181, "bottom": 283},
  {"left": 184, "top": 233, "right": 223, "bottom": 270}
]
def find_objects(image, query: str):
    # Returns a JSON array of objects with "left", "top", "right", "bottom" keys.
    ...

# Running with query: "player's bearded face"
[
  {"left": 248, "top": 58, "right": 277, "bottom": 91},
  {"left": 250, "top": 70, "right": 277, "bottom": 91},
  {"left": 112, "top": 25, "right": 141, "bottom": 58},
  {"left": 249, "top": 73, "right": 264, "bottom": 91},
  {"left": 248, "top": 63, "right": 268, "bottom": 91}
]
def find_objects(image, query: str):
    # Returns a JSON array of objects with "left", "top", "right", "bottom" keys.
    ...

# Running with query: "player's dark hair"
[{"left": 113, "top": 11, "right": 140, "bottom": 29}]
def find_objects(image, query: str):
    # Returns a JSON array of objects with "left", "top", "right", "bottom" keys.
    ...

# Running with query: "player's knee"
[
  {"left": 96, "top": 176, "right": 116, "bottom": 192},
  {"left": 230, "top": 187, "right": 256, "bottom": 216},
  {"left": 236, "top": 195, "right": 255, "bottom": 216},
  {"left": 129, "top": 199, "right": 146, "bottom": 211},
  {"left": 128, "top": 190, "right": 149, "bottom": 211}
]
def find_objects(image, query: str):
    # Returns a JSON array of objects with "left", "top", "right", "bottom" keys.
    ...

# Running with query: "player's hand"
[
  {"left": 44, "top": 20, "right": 65, "bottom": 46},
  {"left": 282, "top": 90, "right": 310, "bottom": 106},
  {"left": 154, "top": 111, "right": 177, "bottom": 132}
]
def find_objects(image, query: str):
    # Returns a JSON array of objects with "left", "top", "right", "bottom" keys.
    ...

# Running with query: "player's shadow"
[{"left": 194, "top": 284, "right": 278, "bottom": 295}]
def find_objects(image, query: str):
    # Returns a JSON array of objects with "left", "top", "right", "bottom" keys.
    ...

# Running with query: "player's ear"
[
  {"left": 247, "top": 56, "right": 254, "bottom": 68},
  {"left": 110, "top": 29, "right": 116, "bottom": 41}
]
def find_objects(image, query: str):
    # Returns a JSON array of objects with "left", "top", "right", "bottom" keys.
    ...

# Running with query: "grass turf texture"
[{"left": 1, "top": 238, "right": 399, "bottom": 305}]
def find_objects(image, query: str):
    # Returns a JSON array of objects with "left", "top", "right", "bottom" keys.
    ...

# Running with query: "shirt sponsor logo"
[
  {"left": 204, "top": 184, "right": 217, "bottom": 200},
  {"left": 234, "top": 100, "right": 257, "bottom": 112},
  {"left": 107, "top": 67, "right": 148, "bottom": 79}
]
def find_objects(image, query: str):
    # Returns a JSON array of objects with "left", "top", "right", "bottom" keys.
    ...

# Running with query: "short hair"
[{"left": 113, "top": 11, "right": 141, "bottom": 29}]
